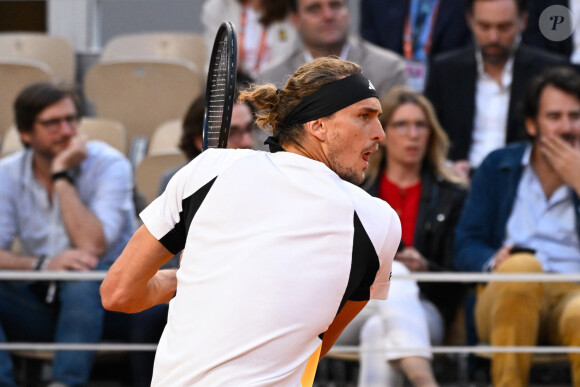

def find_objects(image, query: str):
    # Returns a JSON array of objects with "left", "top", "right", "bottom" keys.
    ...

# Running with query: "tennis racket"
[{"left": 202, "top": 21, "right": 238, "bottom": 150}]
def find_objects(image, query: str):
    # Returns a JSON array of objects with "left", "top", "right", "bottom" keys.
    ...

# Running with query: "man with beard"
[
  {"left": 424, "top": 0, "right": 567, "bottom": 180},
  {"left": 0, "top": 83, "right": 135, "bottom": 387},
  {"left": 454, "top": 66, "right": 580, "bottom": 386},
  {"left": 258, "top": 0, "right": 407, "bottom": 106}
]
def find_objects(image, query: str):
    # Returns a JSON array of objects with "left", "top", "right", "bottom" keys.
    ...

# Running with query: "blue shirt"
[
  {"left": 505, "top": 145, "right": 580, "bottom": 272},
  {"left": 454, "top": 142, "right": 580, "bottom": 272},
  {"left": 0, "top": 141, "right": 136, "bottom": 265}
]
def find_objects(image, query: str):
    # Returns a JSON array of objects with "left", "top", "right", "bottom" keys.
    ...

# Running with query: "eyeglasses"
[
  {"left": 36, "top": 114, "right": 79, "bottom": 132},
  {"left": 388, "top": 120, "right": 429, "bottom": 135}
]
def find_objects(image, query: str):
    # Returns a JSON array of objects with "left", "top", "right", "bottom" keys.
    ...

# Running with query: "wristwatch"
[{"left": 51, "top": 171, "right": 74, "bottom": 184}]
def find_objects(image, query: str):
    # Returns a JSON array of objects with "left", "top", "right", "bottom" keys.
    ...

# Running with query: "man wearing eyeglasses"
[{"left": 0, "top": 82, "right": 135, "bottom": 387}]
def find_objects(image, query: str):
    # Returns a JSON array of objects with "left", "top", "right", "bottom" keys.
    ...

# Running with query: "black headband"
[{"left": 283, "top": 72, "right": 379, "bottom": 127}]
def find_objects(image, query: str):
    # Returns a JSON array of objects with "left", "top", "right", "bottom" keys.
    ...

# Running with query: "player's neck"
[{"left": 284, "top": 141, "right": 330, "bottom": 168}]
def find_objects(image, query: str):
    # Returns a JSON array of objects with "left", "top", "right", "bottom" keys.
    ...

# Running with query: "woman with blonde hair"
[{"left": 337, "top": 87, "right": 467, "bottom": 387}]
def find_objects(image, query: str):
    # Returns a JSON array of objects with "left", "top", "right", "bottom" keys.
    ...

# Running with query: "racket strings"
[{"left": 207, "top": 37, "right": 229, "bottom": 148}]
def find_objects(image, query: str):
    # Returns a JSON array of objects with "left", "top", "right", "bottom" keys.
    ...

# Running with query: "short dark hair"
[
  {"left": 466, "top": 0, "right": 528, "bottom": 15},
  {"left": 14, "top": 82, "right": 81, "bottom": 134},
  {"left": 521, "top": 66, "right": 580, "bottom": 120},
  {"left": 179, "top": 94, "right": 205, "bottom": 161},
  {"left": 289, "top": 0, "right": 348, "bottom": 13}
]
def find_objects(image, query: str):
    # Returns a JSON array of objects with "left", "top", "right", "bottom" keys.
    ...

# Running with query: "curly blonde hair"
[{"left": 238, "top": 56, "right": 360, "bottom": 147}]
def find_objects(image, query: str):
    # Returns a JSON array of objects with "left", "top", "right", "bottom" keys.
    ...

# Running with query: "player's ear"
[{"left": 304, "top": 119, "right": 326, "bottom": 141}]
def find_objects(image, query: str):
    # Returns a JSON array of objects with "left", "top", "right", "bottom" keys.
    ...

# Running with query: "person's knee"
[
  {"left": 360, "top": 315, "right": 384, "bottom": 344},
  {"left": 559, "top": 295, "right": 580, "bottom": 345},
  {"left": 496, "top": 253, "right": 542, "bottom": 274},
  {"left": 59, "top": 280, "right": 100, "bottom": 303}
]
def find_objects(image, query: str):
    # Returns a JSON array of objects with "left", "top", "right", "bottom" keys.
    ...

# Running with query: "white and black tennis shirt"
[{"left": 141, "top": 149, "right": 401, "bottom": 387}]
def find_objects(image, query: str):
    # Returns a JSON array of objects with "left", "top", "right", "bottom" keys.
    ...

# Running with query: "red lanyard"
[
  {"left": 239, "top": 8, "right": 268, "bottom": 73},
  {"left": 402, "top": 1, "right": 440, "bottom": 60}
]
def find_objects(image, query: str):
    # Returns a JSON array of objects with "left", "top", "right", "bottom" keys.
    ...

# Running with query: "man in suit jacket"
[
  {"left": 424, "top": 0, "right": 567, "bottom": 178},
  {"left": 258, "top": 0, "right": 407, "bottom": 100},
  {"left": 360, "top": 0, "right": 472, "bottom": 62}
]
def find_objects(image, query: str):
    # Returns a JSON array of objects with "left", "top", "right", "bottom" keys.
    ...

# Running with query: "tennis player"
[{"left": 101, "top": 57, "right": 401, "bottom": 386}]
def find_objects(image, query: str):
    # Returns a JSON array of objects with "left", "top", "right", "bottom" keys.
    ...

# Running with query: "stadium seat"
[
  {"left": 0, "top": 59, "right": 52, "bottom": 141},
  {"left": 0, "top": 32, "right": 76, "bottom": 86}
]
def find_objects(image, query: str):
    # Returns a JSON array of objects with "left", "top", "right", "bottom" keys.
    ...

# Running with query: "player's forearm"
[
  {"left": 54, "top": 179, "right": 106, "bottom": 256},
  {"left": 101, "top": 225, "right": 176, "bottom": 313},
  {"left": 101, "top": 269, "right": 177, "bottom": 313}
]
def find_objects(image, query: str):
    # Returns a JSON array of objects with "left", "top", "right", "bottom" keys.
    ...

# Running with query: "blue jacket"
[{"left": 454, "top": 142, "right": 580, "bottom": 272}]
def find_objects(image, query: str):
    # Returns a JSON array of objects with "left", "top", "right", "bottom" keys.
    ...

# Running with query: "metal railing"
[{"left": 2, "top": 270, "right": 579, "bottom": 355}]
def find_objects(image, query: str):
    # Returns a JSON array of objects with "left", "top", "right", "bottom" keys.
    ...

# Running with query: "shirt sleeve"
[
  {"left": 0, "top": 167, "right": 17, "bottom": 250},
  {"left": 86, "top": 152, "right": 135, "bottom": 247}
]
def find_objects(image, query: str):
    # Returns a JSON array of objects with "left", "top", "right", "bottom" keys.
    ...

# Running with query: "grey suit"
[{"left": 258, "top": 36, "right": 408, "bottom": 98}]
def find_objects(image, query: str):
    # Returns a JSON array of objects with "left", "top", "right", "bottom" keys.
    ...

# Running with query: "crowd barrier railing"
[{"left": 1, "top": 270, "right": 579, "bottom": 355}]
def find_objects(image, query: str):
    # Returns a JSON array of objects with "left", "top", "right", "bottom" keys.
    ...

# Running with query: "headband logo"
[{"left": 368, "top": 80, "right": 376, "bottom": 90}]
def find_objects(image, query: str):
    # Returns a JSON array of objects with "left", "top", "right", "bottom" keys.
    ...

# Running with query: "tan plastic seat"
[
  {"left": 78, "top": 117, "right": 128, "bottom": 155},
  {"left": 0, "top": 59, "right": 52, "bottom": 140},
  {"left": 100, "top": 32, "right": 206, "bottom": 80},
  {"left": 135, "top": 151, "right": 187, "bottom": 205},
  {"left": 83, "top": 59, "right": 202, "bottom": 148},
  {"left": 0, "top": 32, "right": 76, "bottom": 86},
  {"left": 148, "top": 119, "right": 182, "bottom": 156},
  {"left": 0, "top": 125, "right": 22, "bottom": 157}
]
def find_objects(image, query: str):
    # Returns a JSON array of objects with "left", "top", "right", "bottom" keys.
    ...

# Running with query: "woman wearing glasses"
[{"left": 336, "top": 87, "right": 467, "bottom": 387}]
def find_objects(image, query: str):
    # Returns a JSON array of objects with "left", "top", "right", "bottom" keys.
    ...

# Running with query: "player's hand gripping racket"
[{"left": 202, "top": 21, "right": 238, "bottom": 150}]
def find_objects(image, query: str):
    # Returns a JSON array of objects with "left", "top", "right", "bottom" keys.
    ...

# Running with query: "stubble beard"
[{"left": 328, "top": 150, "right": 364, "bottom": 185}]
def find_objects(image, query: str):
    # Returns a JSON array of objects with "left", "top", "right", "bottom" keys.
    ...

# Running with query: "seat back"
[
  {"left": 148, "top": 119, "right": 182, "bottom": 156},
  {"left": 0, "top": 125, "right": 22, "bottom": 157},
  {"left": 83, "top": 59, "right": 202, "bottom": 148},
  {"left": 135, "top": 151, "right": 187, "bottom": 205},
  {"left": 101, "top": 32, "right": 206, "bottom": 79},
  {"left": 78, "top": 117, "right": 128, "bottom": 155},
  {"left": 0, "top": 59, "right": 52, "bottom": 140},
  {"left": 0, "top": 33, "right": 76, "bottom": 85}
]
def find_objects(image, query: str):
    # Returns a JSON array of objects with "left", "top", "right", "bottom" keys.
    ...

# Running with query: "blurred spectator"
[
  {"left": 258, "top": 0, "right": 407, "bottom": 98},
  {"left": 360, "top": 0, "right": 472, "bottom": 91},
  {"left": 201, "top": 0, "right": 299, "bottom": 79},
  {"left": 425, "top": 0, "right": 567, "bottom": 180},
  {"left": 0, "top": 83, "right": 135, "bottom": 387},
  {"left": 454, "top": 66, "right": 580, "bottom": 386},
  {"left": 522, "top": 0, "right": 575, "bottom": 60},
  {"left": 336, "top": 87, "right": 467, "bottom": 387}
]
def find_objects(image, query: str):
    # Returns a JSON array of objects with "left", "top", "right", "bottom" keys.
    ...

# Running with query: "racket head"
[{"left": 202, "top": 21, "right": 238, "bottom": 150}]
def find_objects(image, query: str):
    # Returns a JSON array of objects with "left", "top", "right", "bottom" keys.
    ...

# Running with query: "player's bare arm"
[
  {"left": 321, "top": 300, "right": 368, "bottom": 357},
  {"left": 101, "top": 225, "right": 177, "bottom": 313}
]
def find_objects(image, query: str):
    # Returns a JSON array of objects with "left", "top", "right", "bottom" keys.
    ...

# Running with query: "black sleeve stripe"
[
  {"left": 159, "top": 177, "right": 217, "bottom": 255},
  {"left": 320, "top": 212, "right": 380, "bottom": 341},
  {"left": 338, "top": 212, "right": 380, "bottom": 310}
]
